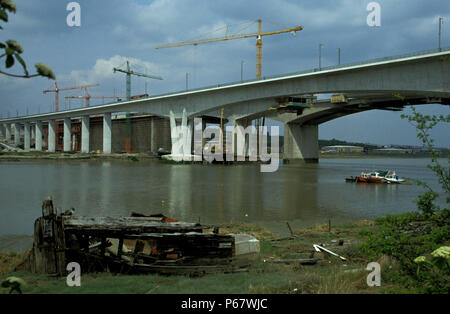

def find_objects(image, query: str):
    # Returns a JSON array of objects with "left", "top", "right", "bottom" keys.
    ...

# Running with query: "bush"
[{"left": 359, "top": 209, "right": 450, "bottom": 293}]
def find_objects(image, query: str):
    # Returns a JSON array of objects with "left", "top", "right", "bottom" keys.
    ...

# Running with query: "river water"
[{"left": 0, "top": 158, "right": 447, "bottom": 237}]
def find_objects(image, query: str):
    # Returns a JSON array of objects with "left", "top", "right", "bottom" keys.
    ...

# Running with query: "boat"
[
  {"left": 355, "top": 170, "right": 388, "bottom": 183},
  {"left": 356, "top": 171, "right": 383, "bottom": 183},
  {"left": 384, "top": 171, "right": 406, "bottom": 184},
  {"left": 157, "top": 147, "right": 171, "bottom": 157},
  {"left": 345, "top": 176, "right": 357, "bottom": 182},
  {"left": 27, "top": 198, "right": 259, "bottom": 277},
  {"left": 351, "top": 170, "right": 406, "bottom": 184}
]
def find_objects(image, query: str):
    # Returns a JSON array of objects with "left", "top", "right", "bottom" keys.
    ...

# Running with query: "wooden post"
[
  {"left": 117, "top": 238, "right": 124, "bottom": 258},
  {"left": 286, "top": 222, "right": 294, "bottom": 237},
  {"left": 100, "top": 238, "right": 107, "bottom": 257}
]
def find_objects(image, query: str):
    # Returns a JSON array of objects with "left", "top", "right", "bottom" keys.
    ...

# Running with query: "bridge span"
[{"left": 0, "top": 47, "right": 449, "bottom": 162}]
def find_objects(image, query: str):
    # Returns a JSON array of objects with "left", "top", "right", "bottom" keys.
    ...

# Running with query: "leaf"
[
  {"left": 0, "top": 42, "right": 5, "bottom": 48},
  {"left": 35, "top": 63, "right": 55, "bottom": 80},
  {"left": 4, "top": 46, "right": 13, "bottom": 55},
  {"left": 0, "top": 0, "right": 16, "bottom": 13},
  {"left": 5, "top": 54, "right": 14, "bottom": 68},
  {"left": 6, "top": 40, "right": 23, "bottom": 54},
  {"left": 0, "top": 8, "right": 8, "bottom": 23},
  {"left": 14, "top": 52, "right": 28, "bottom": 76}
]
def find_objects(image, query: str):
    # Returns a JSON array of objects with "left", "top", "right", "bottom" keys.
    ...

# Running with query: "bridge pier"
[
  {"left": 24, "top": 122, "right": 31, "bottom": 151},
  {"left": 0, "top": 123, "right": 3, "bottom": 140},
  {"left": 81, "top": 116, "right": 90, "bottom": 153},
  {"left": 13, "top": 123, "right": 20, "bottom": 147},
  {"left": 5, "top": 124, "right": 11, "bottom": 141},
  {"left": 151, "top": 117, "right": 157, "bottom": 154},
  {"left": 234, "top": 119, "right": 257, "bottom": 160},
  {"left": 283, "top": 123, "right": 319, "bottom": 163},
  {"left": 64, "top": 118, "right": 71, "bottom": 152},
  {"left": 169, "top": 110, "right": 192, "bottom": 159},
  {"left": 103, "top": 113, "right": 112, "bottom": 154},
  {"left": 36, "top": 122, "right": 43, "bottom": 151},
  {"left": 48, "top": 120, "right": 56, "bottom": 152}
]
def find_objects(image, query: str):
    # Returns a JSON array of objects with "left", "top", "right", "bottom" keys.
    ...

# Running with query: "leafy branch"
[
  {"left": 0, "top": 0, "right": 55, "bottom": 79},
  {"left": 397, "top": 95, "right": 450, "bottom": 210}
]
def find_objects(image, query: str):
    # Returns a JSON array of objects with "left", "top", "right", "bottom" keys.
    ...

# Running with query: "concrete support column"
[
  {"left": 0, "top": 124, "right": 4, "bottom": 140},
  {"left": 103, "top": 113, "right": 112, "bottom": 154},
  {"left": 283, "top": 123, "right": 319, "bottom": 163},
  {"left": 35, "top": 121, "right": 43, "bottom": 151},
  {"left": 5, "top": 124, "right": 11, "bottom": 141},
  {"left": 201, "top": 119, "right": 207, "bottom": 149},
  {"left": 24, "top": 122, "right": 31, "bottom": 151},
  {"left": 63, "top": 118, "right": 71, "bottom": 152},
  {"left": 234, "top": 119, "right": 257, "bottom": 160},
  {"left": 186, "top": 118, "right": 194, "bottom": 156},
  {"left": 81, "top": 115, "right": 90, "bottom": 153},
  {"left": 48, "top": 120, "right": 56, "bottom": 152},
  {"left": 13, "top": 123, "right": 20, "bottom": 147},
  {"left": 151, "top": 117, "right": 157, "bottom": 154}
]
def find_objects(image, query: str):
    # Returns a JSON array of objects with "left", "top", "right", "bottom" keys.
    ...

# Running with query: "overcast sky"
[{"left": 0, "top": 0, "right": 449, "bottom": 146}]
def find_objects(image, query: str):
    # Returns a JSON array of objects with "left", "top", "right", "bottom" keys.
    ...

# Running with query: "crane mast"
[
  {"left": 113, "top": 60, "right": 163, "bottom": 153},
  {"left": 113, "top": 61, "right": 163, "bottom": 100}
]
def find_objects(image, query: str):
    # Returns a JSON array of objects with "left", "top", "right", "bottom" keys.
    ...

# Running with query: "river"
[{"left": 0, "top": 157, "right": 447, "bottom": 238}]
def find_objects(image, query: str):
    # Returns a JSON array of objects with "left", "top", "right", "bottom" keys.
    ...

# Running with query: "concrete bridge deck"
[{"left": 1, "top": 47, "right": 449, "bottom": 161}]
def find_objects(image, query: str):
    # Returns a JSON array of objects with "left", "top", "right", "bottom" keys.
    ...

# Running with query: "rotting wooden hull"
[{"left": 29, "top": 198, "right": 260, "bottom": 276}]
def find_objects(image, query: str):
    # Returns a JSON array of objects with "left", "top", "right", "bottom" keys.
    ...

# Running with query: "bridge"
[{"left": 0, "top": 47, "right": 449, "bottom": 162}]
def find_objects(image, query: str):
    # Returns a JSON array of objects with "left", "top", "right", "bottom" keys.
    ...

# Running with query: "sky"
[{"left": 0, "top": 0, "right": 449, "bottom": 147}]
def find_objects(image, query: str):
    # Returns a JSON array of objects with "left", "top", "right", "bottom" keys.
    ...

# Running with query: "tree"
[{"left": 0, "top": 0, "right": 55, "bottom": 79}]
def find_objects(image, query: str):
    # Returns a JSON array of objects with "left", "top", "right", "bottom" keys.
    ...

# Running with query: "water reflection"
[{"left": 0, "top": 158, "right": 444, "bottom": 236}]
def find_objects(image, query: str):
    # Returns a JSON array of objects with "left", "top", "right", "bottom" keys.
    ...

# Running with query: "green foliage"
[
  {"left": 359, "top": 103, "right": 450, "bottom": 293},
  {"left": 0, "top": 0, "right": 54, "bottom": 79},
  {"left": 400, "top": 106, "right": 450, "bottom": 203},
  {"left": 35, "top": 63, "right": 55, "bottom": 80},
  {"left": 359, "top": 210, "right": 450, "bottom": 293},
  {"left": 416, "top": 190, "right": 439, "bottom": 217}
]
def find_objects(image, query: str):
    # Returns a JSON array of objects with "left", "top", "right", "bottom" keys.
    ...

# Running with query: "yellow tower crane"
[{"left": 156, "top": 19, "right": 303, "bottom": 79}]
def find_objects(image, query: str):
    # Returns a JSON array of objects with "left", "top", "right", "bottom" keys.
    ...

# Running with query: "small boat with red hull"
[{"left": 355, "top": 170, "right": 388, "bottom": 183}]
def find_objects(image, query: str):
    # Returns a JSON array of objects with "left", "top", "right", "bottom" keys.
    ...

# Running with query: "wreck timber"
[{"left": 29, "top": 198, "right": 259, "bottom": 276}]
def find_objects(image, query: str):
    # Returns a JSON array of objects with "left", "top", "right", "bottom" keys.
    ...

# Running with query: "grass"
[
  {"left": 0, "top": 220, "right": 407, "bottom": 294},
  {"left": 0, "top": 252, "right": 29, "bottom": 276}
]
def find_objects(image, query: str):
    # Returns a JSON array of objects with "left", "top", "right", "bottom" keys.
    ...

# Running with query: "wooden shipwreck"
[{"left": 28, "top": 198, "right": 259, "bottom": 276}]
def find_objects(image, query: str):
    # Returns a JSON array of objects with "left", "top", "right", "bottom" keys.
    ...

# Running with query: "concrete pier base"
[
  {"left": 5, "top": 124, "right": 11, "bottom": 141},
  {"left": 36, "top": 122, "right": 43, "bottom": 151},
  {"left": 81, "top": 116, "right": 90, "bottom": 153},
  {"left": 283, "top": 123, "right": 319, "bottom": 163},
  {"left": 103, "top": 113, "right": 112, "bottom": 154},
  {"left": 151, "top": 117, "right": 157, "bottom": 154},
  {"left": 234, "top": 119, "right": 257, "bottom": 161},
  {"left": 48, "top": 120, "right": 56, "bottom": 152},
  {"left": 13, "top": 123, "right": 20, "bottom": 147},
  {"left": 24, "top": 122, "right": 31, "bottom": 151},
  {"left": 64, "top": 118, "right": 71, "bottom": 152},
  {"left": 0, "top": 124, "right": 3, "bottom": 140}
]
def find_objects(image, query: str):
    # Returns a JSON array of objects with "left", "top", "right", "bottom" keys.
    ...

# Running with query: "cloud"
[{"left": 62, "top": 55, "right": 165, "bottom": 86}]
